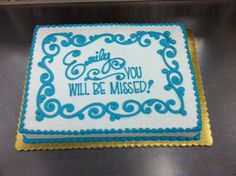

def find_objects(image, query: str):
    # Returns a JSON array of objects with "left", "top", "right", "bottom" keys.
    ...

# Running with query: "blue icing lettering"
[
  {"left": 124, "top": 66, "right": 142, "bottom": 80},
  {"left": 68, "top": 83, "right": 89, "bottom": 96},
  {"left": 85, "top": 48, "right": 110, "bottom": 66},
  {"left": 147, "top": 80, "right": 154, "bottom": 93},
  {"left": 63, "top": 48, "right": 126, "bottom": 81},
  {"left": 93, "top": 82, "right": 106, "bottom": 95},
  {"left": 110, "top": 81, "right": 147, "bottom": 95}
]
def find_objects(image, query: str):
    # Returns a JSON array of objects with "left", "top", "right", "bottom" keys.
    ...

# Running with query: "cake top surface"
[{"left": 19, "top": 23, "right": 201, "bottom": 135}]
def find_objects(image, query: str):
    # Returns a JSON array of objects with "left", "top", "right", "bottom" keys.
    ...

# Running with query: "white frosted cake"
[{"left": 19, "top": 23, "right": 202, "bottom": 143}]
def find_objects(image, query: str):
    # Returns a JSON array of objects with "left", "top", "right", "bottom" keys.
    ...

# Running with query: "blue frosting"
[
  {"left": 63, "top": 48, "right": 127, "bottom": 81},
  {"left": 19, "top": 23, "right": 202, "bottom": 140},
  {"left": 36, "top": 28, "right": 186, "bottom": 121},
  {"left": 23, "top": 133, "right": 201, "bottom": 143}
]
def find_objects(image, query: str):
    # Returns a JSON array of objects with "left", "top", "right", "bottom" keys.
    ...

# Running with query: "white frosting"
[
  {"left": 22, "top": 24, "right": 200, "bottom": 139},
  {"left": 25, "top": 131, "right": 198, "bottom": 139}
]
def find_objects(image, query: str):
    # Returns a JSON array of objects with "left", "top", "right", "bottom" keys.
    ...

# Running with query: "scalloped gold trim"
[{"left": 15, "top": 29, "right": 213, "bottom": 151}]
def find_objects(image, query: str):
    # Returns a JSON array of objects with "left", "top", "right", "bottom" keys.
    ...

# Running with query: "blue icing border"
[
  {"left": 36, "top": 29, "right": 186, "bottom": 121},
  {"left": 23, "top": 133, "right": 201, "bottom": 143},
  {"left": 19, "top": 23, "right": 202, "bottom": 139}
]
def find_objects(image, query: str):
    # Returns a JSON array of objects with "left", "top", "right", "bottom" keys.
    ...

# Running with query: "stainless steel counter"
[{"left": 0, "top": 2, "right": 236, "bottom": 176}]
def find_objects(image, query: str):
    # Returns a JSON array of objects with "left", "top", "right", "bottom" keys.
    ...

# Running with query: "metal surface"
[
  {"left": 0, "top": 0, "right": 154, "bottom": 6},
  {"left": 0, "top": 0, "right": 232, "bottom": 6},
  {"left": 0, "top": 2, "right": 236, "bottom": 176}
]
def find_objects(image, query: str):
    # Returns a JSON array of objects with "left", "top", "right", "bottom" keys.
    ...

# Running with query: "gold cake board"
[{"left": 15, "top": 29, "right": 213, "bottom": 151}]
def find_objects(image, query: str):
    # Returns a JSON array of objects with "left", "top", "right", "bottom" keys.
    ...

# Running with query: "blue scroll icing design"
[
  {"left": 36, "top": 30, "right": 186, "bottom": 121},
  {"left": 36, "top": 56, "right": 106, "bottom": 121},
  {"left": 84, "top": 56, "right": 126, "bottom": 81}
]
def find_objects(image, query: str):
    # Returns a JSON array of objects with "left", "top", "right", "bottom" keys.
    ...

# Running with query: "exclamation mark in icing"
[{"left": 147, "top": 80, "right": 154, "bottom": 93}]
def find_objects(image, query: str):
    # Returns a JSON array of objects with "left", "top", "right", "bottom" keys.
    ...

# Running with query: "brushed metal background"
[{"left": 0, "top": 1, "right": 235, "bottom": 176}]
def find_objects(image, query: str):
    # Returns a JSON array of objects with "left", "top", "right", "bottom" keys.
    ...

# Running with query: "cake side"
[{"left": 18, "top": 23, "right": 202, "bottom": 143}]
